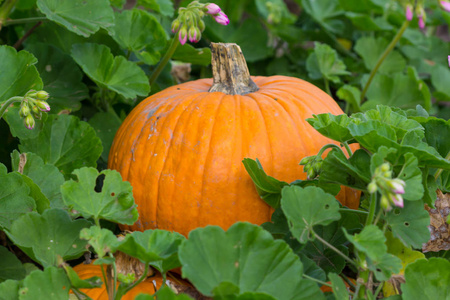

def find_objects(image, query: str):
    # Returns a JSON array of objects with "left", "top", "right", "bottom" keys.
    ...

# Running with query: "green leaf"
[
  {"left": 385, "top": 201, "right": 430, "bottom": 249},
  {"left": 255, "top": 0, "right": 296, "bottom": 24},
  {"left": 3, "top": 105, "right": 48, "bottom": 140},
  {"left": 172, "top": 44, "right": 212, "bottom": 66},
  {"left": 88, "top": 112, "right": 122, "bottom": 162},
  {"left": 412, "top": 116, "right": 450, "bottom": 159},
  {"left": 0, "top": 46, "right": 42, "bottom": 103},
  {"left": 61, "top": 167, "right": 138, "bottom": 225},
  {"left": 306, "top": 43, "right": 349, "bottom": 83},
  {"left": 281, "top": 186, "right": 341, "bottom": 243},
  {"left": 0, "top": 170, "right": 36, "bottom": 231},
  {"left": 402, "top": 258, "right": 450, "bottom": 300},
  {"left": 136, "top": 286, "right": 193, "bottom": 299},
  {"left": 6, "top": 208, "right": 91, "bottom": 267},
  {"left": 117, "top": 230, "right": 185, "bottom": 273},
  {"left": 19, "top": 267, "right": 70, "bottom": 300},
  {"left": 79, "top": 226, "right": 120, "bottom": 258},
  {"left": 11, "top": 151, "right": 65, "bottom": 209},
  {"left": 37, "top": 0, "right": 114, "bottom": 37},
  {"left": 354, "top": 36, "right": 406, "bottom": 74},
  {"left": 110, "top": 9, "right": 167, "bottom": 65},
  {"left": 362, "top": 67, "right": 431, "bottom": 110},
  {"left": 16, "top": 174, "right": 50, "bottom": 214},
  {"left": 345, "top": 13, "right": 392, "bottom": 31},
  {"left": 179, "top": 222, "right": 324, "bottom": 299},
  {"left": 298, "top": 253, "right": 326, "bottom": 282},
  {"left": 344, "top": 225, "right": 386, "bottom": 261},
  {"left": 396, "top": 153, "right": 424, "bottom": 201},
  {"left": 328, "top": 273, "right": 349, "bottom": 300},
  {"left": 137, "top": 0, "right": 175, "bottom": 17},
  {"left": 63, "top": 265, "right": 102, "bottom": 289},
  {"left": 0, "top": 279, "right": 20, "bottom": 300},
  {"left": 242, "top": 158, "right": 288, "bottom": 209},
  {"left": 0, "top": 246, "right": 26, "bottom": 282},
  {"left": 336, "top": 85, "right": 361, "bottom": 113},
  {"left": 71, "top": 43, "right": 150, "bottom": 99},
  {"left": 25, "top": 43, "right": 88, "bottom": 113},
  {"left": 19, "top": 114, "right": 103, "bottom": 177},
  {"left": 301, "top": 0, "right": 344, "bottom": 34},
  {"left": 306, "top": 113, "right": 353, "bottom": 143}
]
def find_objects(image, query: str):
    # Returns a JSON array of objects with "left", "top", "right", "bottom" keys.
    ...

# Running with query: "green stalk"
[
  {"left": 324, "top": 78, "right": 331, "bottom": 96},
  {"left": 339, "top": 208, "right": 368, "bottom": 215},
  {"left": 360, "top": 20, "right": 409, "bottom": 103},
  {"left": 312, "top": 229, "right": 358, "bottom": 267},
  {"left": 0, "top": 96, "right": 23, "bottom": 119},
  {"left": 302, "top": 274, "right": 332, "bottom": 288},
  {"left": 115, "top": 264, "right": 150, "bottom": 299},
  {"left": 3, "top": 16, "right": 47, "bottom": 26},
  {"left": 0, "top": 0, "right": 18, "bottom": 31},
  {"left": 315, "top": 143, "right": 344, "bottom": 158},
  {"left": 434, "top": 151, "right": 450, "bottom": 180},
  {"left": 72, "top": 287, "right": 93, "bottom": 300},
  {"left": 365, "top": 193, "right": 377, "bottom": 226},
  {"left": 342, "top": 142, "right": 353, "bottom": 157},
  {"left": 149, "top": 36, "right": 180, "bottom": 86}
]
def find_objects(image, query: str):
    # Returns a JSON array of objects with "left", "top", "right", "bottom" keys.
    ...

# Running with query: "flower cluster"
[
  {"left": 171, "top": 1, "right": 229, "bottom": 45},
  {"left": 405, "top": 1, "right": 450, "bottom": 29},
  {"left": 299, "top": 155, "right": 323, "bottom": 180},
  {"left": 367, "top": 163, "right": 406, "bottom": 211},
  {"left": 19, "top": 90, "right": 50, "bottom": 129}
]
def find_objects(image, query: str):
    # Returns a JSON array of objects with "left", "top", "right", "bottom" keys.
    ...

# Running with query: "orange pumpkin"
[
  {"left": 108, "top": 43, "right": 360, "bottom": 237},
  {"left": 72, "top": 262, "right": 191, "bottom": 299}
]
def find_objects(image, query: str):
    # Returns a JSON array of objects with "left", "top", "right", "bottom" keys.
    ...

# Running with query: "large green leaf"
[
  {"left": 306, "top": 113, "right": 353, "bottom": 143},
  {"left": 88, "top": 111, "right": 122, "bottom": 162},
  {"left": 137, "top": 0, "right": 175, "bottom": 17},
  {"left": 11, "top": 151, "right": 65, "bottom": 209},
  {"left": 281, "top": 186, "right": 341, "bottom": 243},
  {"left": 301, "top": 0, "right": 345, "bottom": 34},
  {"left": 172, "top": 44, "right": 212, "bottom": 66},
  {"left": 179, "top": 222, "right": 324, "bottom": 299},
  {"left": 79, "top": 226, "right": 120, "bottom": 258},
  {"left": 19, "top": 267, "right": 71, "bottom": 300},
  {"left": 306, "top": 43, "right": 349, "bottom": 83},
  {"left": 71, "top": 43, "right": 150, "bottom": 99},
  {"left": 61, "top": 167, "right": 138, "bottom": 225},
  {"left": 0, "top": 280, "right": 20, "bottom": 300},
  {"left": 385, "top": 201, "right": 430, "bottom": 249},
  {"left": 37, "top": 0, "right": 114, "bottom": 37},
  {"left": 0, "top": 246, "right": 26, "bottom": 283},
  {"left": 0, "top": 167, "right": 36, "bottom": 231},
  {"left": 19, "top": 114, "right": 103, "bottom": 177},
  {"left": 402, "top": 258, "right": 450, "bottom": 300},
  {"left": 0, "top": 46, "right": 42, "bottom": 103},
  {"left": 6, "top": 208, "right": 90, "bottom": 267},
  {"left": 328, "top": 273, "right": 349, "bottom": 300},
  {"left": 396, "top": 153, "right": 424, "bottom": 201},
  {"left": 25, "top": 43, "right": 88, "bottom": 113},
  {"left": 117, "top": 230, "right": 185, "bottom": 273}
]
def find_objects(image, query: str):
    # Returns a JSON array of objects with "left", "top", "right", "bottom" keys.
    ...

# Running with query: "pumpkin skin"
[
  {"left": 108, "top": 75, "right": 360, "bottom": 237},
  {"left": 72, "top": 263, "right": 190, "bottom": 299}
]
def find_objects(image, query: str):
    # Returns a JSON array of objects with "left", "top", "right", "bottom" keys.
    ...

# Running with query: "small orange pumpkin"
[{"left": 108, "top": 43, "right": 360, "bottom": 237}]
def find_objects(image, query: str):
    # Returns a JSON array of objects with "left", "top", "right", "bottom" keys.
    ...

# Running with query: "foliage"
[{"left": 0, "top": 0, "right": 449, "bottom": 299}]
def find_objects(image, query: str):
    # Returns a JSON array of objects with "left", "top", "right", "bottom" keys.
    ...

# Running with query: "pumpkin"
[
  {"left": 108, "top": 43, "right": 360, "bottom": 237},
  {"left": 72, "top": 262, "right": 193, "bottom": 299}
]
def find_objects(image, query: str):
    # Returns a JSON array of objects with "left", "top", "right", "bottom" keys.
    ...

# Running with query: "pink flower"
[
  {"left": 418, "top": 15, "right": 425, "bottom": 29},
  {"left": 441, "top": 1, "right": 450, "bottom": 12},
  {"left": 390, "top": 179, "right": 405, "bottom": 194},
  {"left": 390, "top": 194, "right": 404, "bottom": 208},
  {"left": 205, "top": 3, "right": 221, "bottom": 15},
  {"left": 178, "top": 27, "right": 187, "bottom": 45},
  {"left": 214, "top": 11, "right": 229, "bottom": 25},
  {"left": 405, "top": 5, "right": 413, "bottom": 21},
  {"left": 188, "top": 27, "right": 198, "bottom": 43}
]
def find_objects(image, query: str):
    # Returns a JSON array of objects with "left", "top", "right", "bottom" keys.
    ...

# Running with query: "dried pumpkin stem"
[{"left": 209, "top": 43, "right": 259, "bottom": 95}]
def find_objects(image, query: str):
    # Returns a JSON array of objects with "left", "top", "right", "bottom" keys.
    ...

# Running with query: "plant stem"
[
  {"left": 13, "top": 21, "right": 42, "bottom": 49},
  {"left": 434, "top": 151, "right": 450, "bottom": 180},
  {"left": 149, "top": 36, "right": 180, "bottom": 87},
  {"left": 341, "top": 273, "right": 356, "bottom": 290},
  {"left": 0, "top": 0, "right": 18, "bottom": 31},
  {"left": 342, "top": 142, "right": 353, "bottom": 157},
  {"left": 312, "top": 230, "right": 358, "bottom": 267},
  {"left": 360, "top": 20, "right": 409, "bottom": 103},
  {"left": 0, "top": 96, "right": 23, "bottom": 119},
  {"left": 3, "top": 16, "right": 47, "bottom": 26},
  {"left": 324, "top": 78, "right": 331, "bottom": 96},
  {"left": 339, "top": 208, "right": 368, "bottom": 215},
  {"left": 115, "top": 264, "right": 149, "bottom": 299},
  {"left": 365, "top": 193, "right": 377, "bottom": 226},
  {"left": 72, "top": 287, "right": 93, "bottom": 300},
  {"left": 302, "top": 273, "right": 332, "bottom": 287},
  {"left": 100, "top": 265, "right": 110, "bottom": 299},
  {"left": 316, "top": 143, "right": 344, "bottom": 158}
]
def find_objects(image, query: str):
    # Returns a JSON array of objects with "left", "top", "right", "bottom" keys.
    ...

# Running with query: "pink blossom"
[
  {"left": 441, "top": 1, "right": 450, "bottom": 12},
  {"left": 418, "top": 15, "right": 425, "bottom": 29},
  {"left": 178, "top": 28, "right": 187, "bottom": 45},
  {"left": 390, "top": 179, "right": 405, "bottom": 194},
  {"left": 188, "top": 27, "right": 198, "bottom": 43},
  {"left": 390, "top": 194, "right": 404, "bottom": 208},
  {"left": 405, "top": 5, "right": 413, "bottom": 21},
  {"left": 213, "top": 11, "right": 229, "bottom": 25},
  {"left": 206, "top": 3, "right": 221, "bottom": 15}
]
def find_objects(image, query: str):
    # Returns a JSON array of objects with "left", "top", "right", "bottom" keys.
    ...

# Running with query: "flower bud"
[
  {"left": 214, "top": 11, "right": 229, "bottom": 25},
  {"left": 36, "top": 100, "right": 51, "bottom": 112},
  {"left": 171, "top": 19, "right": 181, "bottom": 33},
  {"left": 36, "top": 90, "right": 49, "bottom": 100},
  {"left": 198, "top": 19, "right": 205, "bottom": 32},
  {"left": 390, "top": 194, "right": 404, "bottom": 208},
  {"left": 307, "top": 168, "right": 317, "bottom": 180},
  {"left": 368, "top": 182, "right": 377, "bottom": 194},
  {"left": 178, "top": 26, "right": 188, "bottom": 45},
  {"left": 405, "top": 4, "right": 413, "bottom": 21},
  {"left": 380, "top": 195, "right": 390, "bottom": 210},
  {"left": 441, "top": 1, "right": 450, "bottom": 12},
  {"left": 24, "top": 114, "right": 35, "bottom": 130},
  {"left": 380, "top": 163, "right": 390, "bottom": 173},
  {"left": 31, "top": 105, "right": 40, "bottom": 115},
  {"left": 389, "top": 178, "right": 405, "bottom": 194},
  {"left": 19, "top": 104, "right": 30, "bottom": 117},
  {"left": 205, "top": 3, "right": 221, "bottom": 15},
  {"left": 188, "top": 26, "right": 198, "bottom": 43},
  {"left": 299, "top": 156, "right": 315, "bottom": 165}
]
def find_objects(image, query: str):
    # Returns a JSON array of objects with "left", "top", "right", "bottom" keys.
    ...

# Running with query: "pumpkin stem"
[{"left": 209, "top": 43, "right": 259, "bottom": 95}]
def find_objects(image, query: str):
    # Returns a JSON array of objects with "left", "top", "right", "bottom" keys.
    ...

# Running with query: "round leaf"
[{"left": 19, "top": 267, "right": 70, "bottom": 300}]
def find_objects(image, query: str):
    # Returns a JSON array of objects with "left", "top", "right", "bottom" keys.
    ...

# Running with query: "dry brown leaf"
[{"left": 422, "top": 190, "right": 450, "bottom": 252}]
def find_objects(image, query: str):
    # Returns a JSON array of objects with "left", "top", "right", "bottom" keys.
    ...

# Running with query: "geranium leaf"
[
  {"left": 328, "top": 273, "right": 349, "bottom": 300},
  {"left": 172, "top": 44, "right": 212, "bottom": 66},
  {"left": 179, "top": 222, "right": 324, "bottom": 299},
  {"left": 306, "top": 42, "right": 349, "bottom": 83},
  {"left": 385, "top": 201, "right": 430, "bottom": 249},
  {"left": 88, "top": 111, "right": 122, "bottom": 162},
  {"left": 19, "top": 114, "right": 103, "bottom": 178},
  {"left": 11, "top": 151, "right": 65, "bottom": 209},
  {"left": 135, "top": 286, "right": 193, "bottom": 299},
  {"left": 137, "top": 0, "right": 175, "bottom": 17},
  {"left": 396, "top": 153, "right": 424, "bottom": 201},
  {"left": 281, "top": 186, "right": 341, "bottom": 243},
  {"left": 0, "top": 246, "right": 26, "bottom": 282},
  {"left": 63, "top": 265, "right": 103, "bottom": 289},
  {"left": 79, "top": 226, "right": 120, "bottom": 258},
  {"left": 0, "top": 279, "right": 20, "bottom": 300},
  {"left": 306, "top": 113, "right": 353, "bottom": 143},
  {"left": 301, "top": 0, "right": 345, "bottom": 34},
  {"left": 37, "top": 0, "right": 114, "bottom": 37},
  {"left": 19, "top": 267, "right": 71, "bottom": 300},
  {"left": 71, "top": 43, "right": 150, "bottom": 99},
  {"left": 61, "top": 167, "right": 138, "bottom": 225},
  {"left": 117, "top": 230, "right": 185, "bottom": 273},
  {"left": 402, "top": 258, "right": 450, "bottom": 299},
  {"left": 336, "top": 85, "right": 361, "bottom": 113},
  {"left": 6, "top": 208, "right": 90, "bottom": 267}
]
